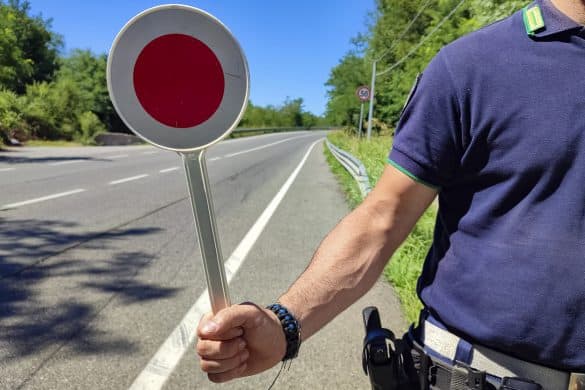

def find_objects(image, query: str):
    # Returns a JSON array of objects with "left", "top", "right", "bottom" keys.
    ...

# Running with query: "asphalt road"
[{"left": 0, "top": 132, "right": 405, "bottom": 390}]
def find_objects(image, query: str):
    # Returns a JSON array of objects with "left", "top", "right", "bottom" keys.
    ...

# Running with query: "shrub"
[
  {"left": 0, "top": 89, "right": 28, "bottom": 142},
  {"left": 77, "top": 111, "right": 106, "bottom": 144}
]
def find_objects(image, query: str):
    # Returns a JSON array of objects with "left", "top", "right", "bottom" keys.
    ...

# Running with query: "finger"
[
  {"left": 197, "top": 326, "right": 244, "bottom": 341},
  {"left": 197, "top": 337, "right": 246, "bottom": 359},
  {"left": 208, "top": 363, "right": 247, "bottom": 383},
  {"left": 200, "top": 349, "right": 249, "bottom": 374},
  {"left": 198, "top": 313, "right": 244, "bottom": 340}
]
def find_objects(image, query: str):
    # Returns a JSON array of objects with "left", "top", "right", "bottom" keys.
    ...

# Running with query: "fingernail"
[
  {"left": 238, "top": 340, "right": 246, "bottom": 350},
  {"left": 202, "top": 321, "right": 218, "bottom": 334},
  {"left": 241, "top": 349, "right": 250, "bottom": 362}
]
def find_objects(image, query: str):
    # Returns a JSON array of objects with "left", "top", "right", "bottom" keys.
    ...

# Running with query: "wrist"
[
  {"left": 264, "top": 308, "right": 287, "bottom": 361},
  {"left": 266, "top": 303, "right": 302, "bottom": 361}
]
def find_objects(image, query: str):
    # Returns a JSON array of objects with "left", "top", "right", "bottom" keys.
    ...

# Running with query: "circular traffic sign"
[
  {"left": 356, "top": 85, "right": 370, "bottom": 102},
  {"left": 107, "top": 5, "right": 249, "bottom": 152}
]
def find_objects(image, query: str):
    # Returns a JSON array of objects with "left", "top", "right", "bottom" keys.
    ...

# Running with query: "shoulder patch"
[{"left": 523, "top": 5, "right": 545, "bottom": 35}]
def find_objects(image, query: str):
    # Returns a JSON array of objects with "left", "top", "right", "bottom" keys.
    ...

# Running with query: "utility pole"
[
  {"left": 358, "top": 102, "right": 364, "bottom": 137},
  {"left": 366, "top": 60, "right": 376, "bottom": 141}
]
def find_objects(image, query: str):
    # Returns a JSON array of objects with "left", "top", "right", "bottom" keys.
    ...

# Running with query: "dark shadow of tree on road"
[
  {"left": 0, "top": 217, "right": 181, "bottom": 365},
  {"left": 0, "top": 154, "right": 109, "bottom": 164}
]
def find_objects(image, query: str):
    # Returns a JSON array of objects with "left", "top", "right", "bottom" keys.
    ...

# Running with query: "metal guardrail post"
[{"left": 326, "top": 140, "right": 372, "bottom": 198}]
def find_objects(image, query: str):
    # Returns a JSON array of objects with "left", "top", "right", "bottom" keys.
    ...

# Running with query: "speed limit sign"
[{"left": 356, "top": 85, "right": 370, "bottom": 102}]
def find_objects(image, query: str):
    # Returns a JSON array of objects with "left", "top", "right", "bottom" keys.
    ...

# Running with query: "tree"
[
  {"left": 325, "top": 54, "right": 368, "bottom": 126},
  {"left": 57, "top": 49, "right": 122, "bottom": 132},
  {"left": 0, "top": 0, "right": 62, "bottom": 93},
  {"left": 324, "top": 0, "right": 528, "bottom": 132},
  {"left": 239, "top": 98, "right": 322, "bottom": 128}
]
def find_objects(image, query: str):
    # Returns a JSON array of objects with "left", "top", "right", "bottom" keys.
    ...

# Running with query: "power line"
[
  {"left": 377, "top": 0, "right": 466, "bottom": 77},
  {"left": 374, "top": 0, "right": 433, "bottom": 62}
]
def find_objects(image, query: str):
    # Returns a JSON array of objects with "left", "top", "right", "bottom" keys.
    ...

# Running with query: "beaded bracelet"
[{"left": 266, "top": 303, "right": 301, "bottom": 361}]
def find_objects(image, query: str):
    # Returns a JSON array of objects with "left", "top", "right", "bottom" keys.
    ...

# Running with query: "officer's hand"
[{"left": 196, "top": 303, "right": 286, "bottom": 383}]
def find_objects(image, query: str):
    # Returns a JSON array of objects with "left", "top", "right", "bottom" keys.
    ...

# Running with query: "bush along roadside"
[{"left": 324, "top": 130, "right": 437, "bottom": 324}]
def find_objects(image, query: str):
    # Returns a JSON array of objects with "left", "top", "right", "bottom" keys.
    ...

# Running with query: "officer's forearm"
[{"left": 278, "top": 169, "right": 435, "bottom": 341}]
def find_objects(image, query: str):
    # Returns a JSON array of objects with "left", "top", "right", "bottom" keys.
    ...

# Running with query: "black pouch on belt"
[{"left": 499, "top": 377, "right": 543, "bottom": 390}]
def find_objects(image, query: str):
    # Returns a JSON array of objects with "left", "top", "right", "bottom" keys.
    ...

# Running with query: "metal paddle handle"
[{"left": 182, "top": 150, "right": 230, "bottom": 313}]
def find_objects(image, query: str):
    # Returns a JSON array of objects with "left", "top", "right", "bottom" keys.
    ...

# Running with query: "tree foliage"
[
  {"left": 0, "top": 0, "right": 61, "bottom": 93},
  {"left": 325, "top": 0, "right": 528, "bottom": 130},
  {"left": 0, "top": 1, "right": 325, "bottom": 145},
  {"left": 239, "top": 97, "right": 324, "bottom": 128}
]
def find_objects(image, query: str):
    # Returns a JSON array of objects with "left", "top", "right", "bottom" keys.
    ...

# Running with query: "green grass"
[
  {"left": 325, "top": 130, "right": 436, "bottom": 324},
  {"left": 25, "top": 140, "right": 84, "bottom": 147}
]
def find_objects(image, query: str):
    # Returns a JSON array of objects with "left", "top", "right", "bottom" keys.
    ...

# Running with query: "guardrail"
[
  {"left": 233, "top": 126, "right": 336, "bottom": 135},
  {"left": 326, "top": 140, "right": 372, "bottom": 198}
]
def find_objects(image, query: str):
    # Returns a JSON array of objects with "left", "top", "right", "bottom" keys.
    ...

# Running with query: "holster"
[{"left": 362, "top": 306, "right": 420, "bottom": 390}]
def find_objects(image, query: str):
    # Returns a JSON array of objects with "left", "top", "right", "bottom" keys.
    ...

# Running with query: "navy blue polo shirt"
[{"left": 389, "top": 0, "right": 585, "bottom": 370}]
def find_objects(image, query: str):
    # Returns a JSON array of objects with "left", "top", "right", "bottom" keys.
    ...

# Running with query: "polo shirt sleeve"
[{"left": 388, "top": 50, "right": 463, "bottom": 190}]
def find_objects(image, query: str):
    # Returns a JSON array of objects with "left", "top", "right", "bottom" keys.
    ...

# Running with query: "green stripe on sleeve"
[{"left": 387, "top": 158, "right": 440, "bottom": 190}]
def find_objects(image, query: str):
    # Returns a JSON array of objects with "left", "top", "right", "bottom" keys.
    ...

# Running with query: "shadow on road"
[
  {"left": 0, "top": 155, "right": 109, "bottom": 164},
  {"left": 0, "top": 217, "right": 180, "bottom": 361}
]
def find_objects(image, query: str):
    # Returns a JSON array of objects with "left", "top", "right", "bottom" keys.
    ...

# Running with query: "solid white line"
[
  {"left": 109, "top": 174, "right": 149, "bottom": 185},
  {"left": 159, "top": 167, "right": 179, "bottom": 173},
  {"left": 48, "top": 160, "right": 84, "bottom": 166},
  {"left": 106, "top": 154, "right": 129, "bottom": 159},
  {"left": 128, "top": 138, "right": 323, "bottom": 390},
  {"left": 1, "top": 189, "right": 86, "bottom": 210},
  {"left": 207, "top": 157, "right": 220, "bottom": 162},
  {"left": 0, "top": 167, "right": 15, "bottom": 172},
  {"left": 222, "top": 134, "right": 313, "bottom": 158}
]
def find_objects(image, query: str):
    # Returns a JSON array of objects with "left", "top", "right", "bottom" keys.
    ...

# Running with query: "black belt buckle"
[
  {"left": 452, "top": 361, "right": 486, "bottom": 390},
  {"left": 466, "top": 365, "right": 487, "bottom": 389},
  {"left": 500, "top": 377, "right": 542, "bottom": 390}
]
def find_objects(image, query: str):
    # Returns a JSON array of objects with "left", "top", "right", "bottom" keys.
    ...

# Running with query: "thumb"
[{"left": 199, "top": 303, "right": 264, "bottom": 338}]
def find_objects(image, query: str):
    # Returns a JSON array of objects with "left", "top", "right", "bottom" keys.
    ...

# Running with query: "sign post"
[
  {"left": 107, "top": 5, "right": 249, "bottom": 313},
  {"left": 356, "top": 86, "right": 371, "bottom": 137}
]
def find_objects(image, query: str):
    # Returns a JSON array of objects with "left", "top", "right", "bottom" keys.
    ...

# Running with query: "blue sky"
[{"left": 29, "top": 1, "right": 375, "bottom": 116}]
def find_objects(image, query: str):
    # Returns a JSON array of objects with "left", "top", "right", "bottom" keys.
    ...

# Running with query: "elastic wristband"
[{"left": 266, "top": 303, "right": 301, "bottom": 361}]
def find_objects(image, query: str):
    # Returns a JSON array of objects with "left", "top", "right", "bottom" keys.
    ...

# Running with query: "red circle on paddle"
[{"left": 133, "top": 34, "right": 225, "bottom": 128}]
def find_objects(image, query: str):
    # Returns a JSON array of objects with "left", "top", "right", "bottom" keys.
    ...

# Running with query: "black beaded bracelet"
[{"left": 266, "top": 303, "right": 301, "bottom": 361}]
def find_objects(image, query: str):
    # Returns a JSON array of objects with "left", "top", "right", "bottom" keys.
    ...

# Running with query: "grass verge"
[
  {"left": 25, "top": 140, "right": 84, "bottom": 147},
  {"left": 325, "top": 130, "right": 436, "bottom": 324}
]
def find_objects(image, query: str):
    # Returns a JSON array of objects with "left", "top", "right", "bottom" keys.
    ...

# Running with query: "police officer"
[{"left": 196, "top": 0, "right": 585, "bottom": 388}]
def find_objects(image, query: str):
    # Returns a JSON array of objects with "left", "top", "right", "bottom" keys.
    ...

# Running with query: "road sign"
[
  {"left": 107, "top": 4, "right": 249, "bottom": 152},
  {"left": 356, "top": 85, "right": 370, "bottom": 102},
  {"left": 107, "top": 5, "right": 250, "bottom": 313}
]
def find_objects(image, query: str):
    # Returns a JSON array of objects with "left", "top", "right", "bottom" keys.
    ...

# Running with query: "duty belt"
[{"left": 419, "top": 320, "right": 585, "bottom": 390}]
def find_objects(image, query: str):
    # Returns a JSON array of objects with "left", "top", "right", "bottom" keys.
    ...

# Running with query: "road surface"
[{"left": 0, "top": 132, "right": 405, "bottom": 389}]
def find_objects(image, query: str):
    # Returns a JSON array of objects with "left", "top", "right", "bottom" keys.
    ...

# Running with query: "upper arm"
[{"left": 360, "top": 163, "right": 437, "bottom": 253}]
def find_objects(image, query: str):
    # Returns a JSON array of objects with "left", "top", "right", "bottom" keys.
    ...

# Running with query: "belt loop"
[{"left": 455, "top": 338, "right": 473, "bottom": 365}]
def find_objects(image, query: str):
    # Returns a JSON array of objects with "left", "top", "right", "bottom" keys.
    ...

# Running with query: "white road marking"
[
  {"left": 106, "top": 154, "right": 129, "bottom": 159},
  {"left": 109, "top": 174, "right": 149, "bottom": 185},
  {"left": 48, "top": 160, "right": 84, "bottom": 166},
  {"left": 222, "top": 134, "right": 313, "bottom": 158},
  {"left": 1, "top": 189, "right": 86, "bottom": 210},
  {"left": 0, "top": 167, "right": 15, "bottom": 172},
  {"left": 129, "top": 138, "right": 323, "bottom": 390},
  {"left": 159, "top": 167, "right": 179, "bottom": 173},
  {"left": 207, "top": 157, "right": 220, "bottom": 162},
  {"left": 143, "top": 151, "right": 158, "bottom": 155}
]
